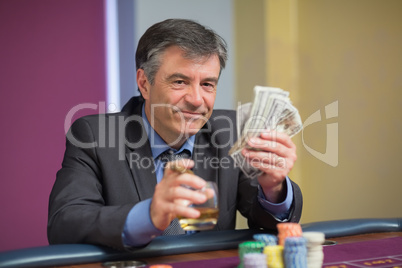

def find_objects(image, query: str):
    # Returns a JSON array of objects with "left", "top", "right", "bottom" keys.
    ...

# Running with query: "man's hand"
[
  {"left": 150, "top": 159, "right": 207, "bottom": 231},
  {"left": 242, "top": 131, "right": 297, "bottom": 203}
]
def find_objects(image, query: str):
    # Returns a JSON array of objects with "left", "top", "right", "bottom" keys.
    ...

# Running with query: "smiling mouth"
[{"left": 176, "top": 110, "right": 207, "bottom": 120}]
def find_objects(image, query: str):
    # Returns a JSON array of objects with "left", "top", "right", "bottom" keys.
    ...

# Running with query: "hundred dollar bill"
[{"left": 229, "top": 86, "right": 302, "bottom": 178}]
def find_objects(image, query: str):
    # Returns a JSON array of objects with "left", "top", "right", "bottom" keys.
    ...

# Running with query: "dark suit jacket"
[{"left": 48, "top": 96, "right": 303, "bottom": 250}]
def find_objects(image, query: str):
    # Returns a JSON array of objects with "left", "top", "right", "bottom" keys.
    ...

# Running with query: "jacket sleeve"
[
  {"left": 236, "top": 172, "right": 303, "bottom": 231},
  {"left": 47, "top": 117, "right": 132, "bottom": 250}
]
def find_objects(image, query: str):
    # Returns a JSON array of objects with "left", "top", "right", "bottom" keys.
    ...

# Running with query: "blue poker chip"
[
  {"left": 283, "top": 237, "right": 308, "bottom": 268},
  {"left": 284, "top": 236, "right": 307, "bottom": 246},
  {"left": 284, "top": 248, "right": 307, "bottom": 253},
  {"left": 284, "top": 248, "right": 307, "bottom": 254},
  {"left": 284, "top": 255, "right": 307, "bottom": 268},
  {"left": 253, "top": 233, "right": 278, "bottom": 246}
]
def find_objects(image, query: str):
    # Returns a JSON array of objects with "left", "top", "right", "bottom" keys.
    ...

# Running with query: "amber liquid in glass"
[{"left": 178, "top": 207, "right": 219, "bottom": 231}]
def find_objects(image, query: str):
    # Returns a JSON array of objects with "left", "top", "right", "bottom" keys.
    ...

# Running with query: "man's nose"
[{"left": 184, "top": 85, "right": 204, "bottom": 107}]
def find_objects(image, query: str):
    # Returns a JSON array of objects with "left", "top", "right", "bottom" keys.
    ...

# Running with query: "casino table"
[{"left": 1, "top": 218, "right": 401, "bottom": 268}]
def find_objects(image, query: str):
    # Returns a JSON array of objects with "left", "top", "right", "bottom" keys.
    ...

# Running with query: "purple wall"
[{"left": 0, "top": 0, "right": 107, "bottom": 251}]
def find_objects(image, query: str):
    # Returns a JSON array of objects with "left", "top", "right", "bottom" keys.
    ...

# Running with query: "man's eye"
[
  {"left": 174, "top": 80, "right": 185, "bottom": 85},
  {"left": 203, "top": 83, "right": 216, "bottom": 90}
]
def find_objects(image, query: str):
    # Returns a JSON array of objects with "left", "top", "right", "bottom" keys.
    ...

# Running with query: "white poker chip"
[
  {"left": 307, "top": 246, "right": 324, "bottom": 252},
  {"left": 302, "top": 232, "right": 325, "bottom": 244},
  {"left": 302, "top": 232, "right": 325, "bottom": 268},
  {"left": 243, "top": 252, "right": 267, "bottom": 268}
]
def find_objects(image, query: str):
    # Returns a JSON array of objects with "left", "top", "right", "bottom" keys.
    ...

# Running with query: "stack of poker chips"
[
  {"left": 254, "top": 234, "right": 283, "bottom": 268},
  {"left": 238, "top": 223, "right": 326, "bottom": 268},
  {"left": 238, "top": 241, "right": 266, "bottom": 268},
  {"left": 283, "top": 237, "right": 308, "bottom": 268},
  {"left": 263, "top": 245, "right": 284, "bottom": 268},
  {"left": 277, "top": 223, "right": 303, "bottom": 245},
  {"left": 303, "top": 232, "right": 325, "bottom": 268},
  {"left": 277, "top": 223, "right": 306, "bottom": 268}
]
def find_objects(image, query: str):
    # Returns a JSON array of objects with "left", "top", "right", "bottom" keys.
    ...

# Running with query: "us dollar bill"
[{"left": 229, "top": 86, "right": 302, "bottom": 178}]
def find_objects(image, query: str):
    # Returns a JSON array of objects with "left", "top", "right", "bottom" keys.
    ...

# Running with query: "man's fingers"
[
  {"left": 260, "top": 131, "right": 296, "bottom": 148},
  {"left": 244, "top": 139, "right": 290, "bottom": 159},
  {"left": 163, "top": 172, "right": 207, "bottom": 191},
  {"left": 152, "top": 159, "right": 211, "bottom": 229},
  {"left": 166, "top": 158, "right": 194, "bottom": 169},
  {"left": 173, "top": 205, "right": 201, "bottom": 219},
  {"left": 167, "top": 184, "right": 207, "bottom": 204},
  {"left": 243, "top": 149, "right": 288, "bottom": 170},
  {"left": 246, "top": 131, "right": 295, "bottom": 150},
  {"left": 163, "top": 161, "right": 206, "bottom": 191}
]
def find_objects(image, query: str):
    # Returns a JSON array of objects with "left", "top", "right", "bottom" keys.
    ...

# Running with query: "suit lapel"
[
  {"left": 192, "top": 126, "right": 219, "bottom": 185},
  {"left": 123, "top": 98, "right": 157, "bottom": 201}
]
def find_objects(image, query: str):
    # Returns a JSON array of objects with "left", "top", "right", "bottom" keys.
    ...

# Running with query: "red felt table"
[{"left": 58, "top": 232, "right": 402, "bottom": 268}]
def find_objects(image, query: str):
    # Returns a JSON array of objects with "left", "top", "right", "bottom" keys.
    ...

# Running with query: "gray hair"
[{"left": 136, "top": 19, "right": 228, "bottom": 85}]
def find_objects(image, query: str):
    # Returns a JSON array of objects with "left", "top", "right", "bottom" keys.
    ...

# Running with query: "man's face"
[{"left": 138, "top": 46, "right": 220, "bottom": 148}]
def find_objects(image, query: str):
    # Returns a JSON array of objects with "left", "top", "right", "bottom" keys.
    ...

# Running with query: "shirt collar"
[{"left": 142, "top": 104, "right": 195, "bottom": 159}]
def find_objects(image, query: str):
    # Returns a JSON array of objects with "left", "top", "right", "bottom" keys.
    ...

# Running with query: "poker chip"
[
  {"left": 243, "top": 253, "right": 267, "bottom": 268},
  {"left": 277, "top": 223, "right": 303, "bottom": 246},
  {"left": 277, "top": 223, "right": 303, "bottom": 234},
  {"left": 303, "top": 231, "right": 325, "bottom": 245},
  {"left": 284, "top": 237, "right": 308, "bottom": 268},
  {"left": 303, "top": 232, "right": 325, "bottom": 268},
  {"left": 253, "top": 234, "right": 278, "bottom": 246},
  {"left": 263, "top": 245, "right": 284, "bottom": 268},
  {"left": 238, "top": 241, "right": 266, "bottom": 268}
]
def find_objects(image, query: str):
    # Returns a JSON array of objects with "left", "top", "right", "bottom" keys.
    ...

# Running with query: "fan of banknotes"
[{"left": 229, "top": 86, "right": 303, "bottom": 178}]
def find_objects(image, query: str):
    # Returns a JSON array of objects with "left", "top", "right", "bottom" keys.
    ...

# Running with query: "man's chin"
[
  {"left": 177, "top": 124, "right": 203, "bottom": 137},
  {"left": 187, "top": 121, "right": 207, "bottom": 132},
  {"left": 172, "top": 118, "right": 209, "bottom": 138},
  {"left": 180, "top": 129, "right": 200, "bottom": 137}
]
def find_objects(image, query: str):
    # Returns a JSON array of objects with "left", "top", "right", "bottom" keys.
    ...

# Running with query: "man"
[{"left": 48, "top": 19, "right": 302, "bottom": 250}]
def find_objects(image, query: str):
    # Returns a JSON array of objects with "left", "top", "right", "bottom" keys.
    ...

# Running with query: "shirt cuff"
[
  {"left": 257, "top": 176, "right": 293, "bottom": 221},
  {"left": 122, "top": 198, "right": 163, "bottom": 247}
]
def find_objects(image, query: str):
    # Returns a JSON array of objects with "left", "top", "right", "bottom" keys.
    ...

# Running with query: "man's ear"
[{"left": 137, "top": 69, "right": 150, "bottom": 99}]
